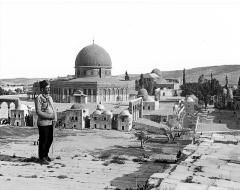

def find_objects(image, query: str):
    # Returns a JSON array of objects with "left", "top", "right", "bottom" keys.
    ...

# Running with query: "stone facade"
[
  {"left": 10, "top": 109, "right": 26, "bottom": 126},
  {"left": 90, "top": 110, "right": 113, "bottom": 130},
  {"left": 50, "top": 78, "right": 135, "bottom": 104},
  {"left": 63, "top": 104, "right": 89, "bottom": 129},
  {"left": 117, "top": 110, "right": 133, "bottom": 131}
]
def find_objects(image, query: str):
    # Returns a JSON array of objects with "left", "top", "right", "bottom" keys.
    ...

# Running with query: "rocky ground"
[
  {"left": 148, "top": 132, "right": 240, "bottom": 190},
  {"left": 0, "top": 126, "right": 187, "bottom": 190}
]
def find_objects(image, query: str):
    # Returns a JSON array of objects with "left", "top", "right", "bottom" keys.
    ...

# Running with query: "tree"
[
  {"left": 225, "top": 75, "right": 228, "bottom": 88},
  {"left": 145, "top": 79, "right": 154, "bottom": 95},
  {"left": 15, "top": 88, "right": 22, "bottom": 94},
  {"left": 139, "top": 74, "right": 144, "bottom": 88},
  {"left": 135, "top": 131, "right": 150, "bottom": 149},
  {"left": 125, "top": 71, "right": 130, "bottom": 81},
  {"left": 0, "top": 87, "right": 6, "bottom": 95},
  {"left": 166, "top": 118, "right": 181, "bottom": 141},
  {"left": 32, "top": 81, "right": 40, "bottom": 98},
  {"left": 180, "top": 74, "right": 222, "bottom": 109},
  {"left": 182, "top": 68, "right": 186, "bottom": 97}
]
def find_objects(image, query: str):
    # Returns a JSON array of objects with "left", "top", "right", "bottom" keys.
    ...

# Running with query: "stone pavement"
[{"left": 148, "top": 133, "right": 240, "bottom": 190}]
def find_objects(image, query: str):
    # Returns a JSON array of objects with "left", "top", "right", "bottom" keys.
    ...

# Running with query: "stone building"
[
  {"left": 10, "top": 103, "right": 29, "bottom": 127},
  {"left": 117, "top": 110, "right": 133, "bottom": 131},
  {"left": 137, "top": 88, "right": 159, "bottom": 111},
  {"left": 184, "top": 96, "right": 196, "bottom": 116},
  {"left": 89, "top": 104, "right": 132, "bottom": 131},
  {"left": 64, "top": 104, "right": 89, "bottom": 129},
  {"left": 50, "top": 43, "right": 135, "bottom": 103}
]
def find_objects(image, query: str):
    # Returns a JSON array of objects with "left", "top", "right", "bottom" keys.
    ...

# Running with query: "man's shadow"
[{"left": 0, "top": 154, "right": 40, "bottom": 164}]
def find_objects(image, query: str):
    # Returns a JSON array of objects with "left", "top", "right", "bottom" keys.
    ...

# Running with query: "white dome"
[
  {"left": 102, "top": 110, "right": 112, "bottom": 116},
  {"left": 186, "top": 97, "right": 194, "bottom": 103},
  {"left": 97, "top": 104, "right": 105, "bottom": 111},
  {"left": 92, "top": 110, "right": 102, "bottom": 115},
  {"left": 119, "top": 110, "right": 131, "bottom": 117}
]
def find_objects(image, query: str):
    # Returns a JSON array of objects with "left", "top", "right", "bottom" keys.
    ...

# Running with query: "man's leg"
[
  {"left": 39, "top": 126, "right": 49, "bottom": 159},
  {"left": 38, "top": 126, "right": 47, "bottom": 159},
  {"left": 46, "top": 125, "right": 53, "bottom": 158}
]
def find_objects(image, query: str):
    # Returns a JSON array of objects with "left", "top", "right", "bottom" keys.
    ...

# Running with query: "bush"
[{"left": 98, "top": 152, "right": 112, "bottom": 160}]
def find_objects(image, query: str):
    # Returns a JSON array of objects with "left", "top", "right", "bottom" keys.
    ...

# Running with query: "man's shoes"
[
  {"left": 39, "top": 157, "right": 49, "bottom": 165},
  {"left": 46, "top": 156, "right": 52, "bottom": 162}
]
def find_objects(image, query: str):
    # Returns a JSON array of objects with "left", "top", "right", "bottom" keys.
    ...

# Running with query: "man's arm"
[
  {"left": 48, "top": 96, "right": 57, "bottom": 121},
  {"left": 35, "top": 96, "right": 54, "bottom": 120}
]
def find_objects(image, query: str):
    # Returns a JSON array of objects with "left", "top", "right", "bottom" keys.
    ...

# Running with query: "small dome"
[
  {"left": 143, "top": 95, "right": 154, "bottom": 102},
  {"left": 70, "top": 104, "right": 86, "bottom": 110},
  {"left": 92, "top": 110, "right": 102, "bottom": 115},
  {"left": 102, "top": 110, "right": 113, "bottom": 117},
  {"left": 75, "top": 44, "right": 112, "bottom": 68},
  {"left": 119, "top": 110, "right": 131, "bottom": 117},
  {"left": 97, "top": 104, "right": 105, "bottom": 111},
  {"left": 17, "top": 104, "right": 28, "bottom": 111},
  {"left": 138, "top": 88, "right": 148, "bottom": 97},
  {"left": 186, "top": 97, "right": 194, "bottom": 103},
  {"left": 102, "top": 110, "right": 112, "bottom": 115},
  {"left": 189, "top": 94, "right": 198, "bottom": 100}
]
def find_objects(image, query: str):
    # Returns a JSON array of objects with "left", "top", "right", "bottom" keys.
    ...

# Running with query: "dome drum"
[
  {"left": 75, "top": 44, "right": 112, "bottom": 78},
  {"left": 76, "top": 67, "right": 111, "bottom": 78}
]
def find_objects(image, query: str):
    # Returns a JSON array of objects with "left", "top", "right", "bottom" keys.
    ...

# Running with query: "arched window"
[
  {"left": 88, "top": 89, "right": 92, "bottom": 95},
  {"left": 103, "top": 89, "right": 107, "bottom": 102},
  {"left": 108, "top": 89, "right": 111, "bottom": 101}
]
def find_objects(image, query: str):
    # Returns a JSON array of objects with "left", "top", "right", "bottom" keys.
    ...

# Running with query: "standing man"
[{"left": 35, "top": 80, "right": 57, "bottom": 164}]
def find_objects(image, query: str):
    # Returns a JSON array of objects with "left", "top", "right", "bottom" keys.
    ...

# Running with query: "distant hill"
[
  {"left": 123, "top": 65, "right": 240, "bottom": 86},
  {"left": 162, "top": 65, "right": 240, "bottom": 85},
  {"left": 0, "top": 78, "right": 49, "bottom": 86},
  {"left": 1, "top": 65, "right": 239, "bottom": 86}
]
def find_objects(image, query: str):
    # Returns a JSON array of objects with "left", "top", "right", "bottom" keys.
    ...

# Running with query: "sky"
[{"left": 0, "top": 0, "right": 240, "bottom": 79}]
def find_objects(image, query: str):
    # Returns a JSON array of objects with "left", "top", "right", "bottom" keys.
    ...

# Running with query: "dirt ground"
[{"left": 0, "top": 126, "right": 188, "bottom": 190}]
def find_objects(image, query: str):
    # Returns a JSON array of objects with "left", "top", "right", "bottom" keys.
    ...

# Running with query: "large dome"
[{"left": 75, "top": 44, "right": 112, "bottom": 68}]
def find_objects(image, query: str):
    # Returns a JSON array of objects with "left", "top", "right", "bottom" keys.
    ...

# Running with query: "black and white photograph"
[{"left": 0, "top": 0, "right": 240, "bottom": 189}]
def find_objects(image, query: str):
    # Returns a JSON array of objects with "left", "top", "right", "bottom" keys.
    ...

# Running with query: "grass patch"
[
  {"left": 57, "top": 175, "right": 68, "bottom": 179},
  {"left": 98, "top": 152, "right": 112, "bottom": 160},
  {"left": 109, "top": 156, "right": 126, "bottom": 164},
  {"left": 182, "top": 176, "right": 194, "bottom": 183},
  {"left": 25, "top": 175, "right": 37, "bottom": 178},
  {"left": 55, "top": 156, "right": 61, "bottom": 160},
  {"left": 102, "top": 161, "right": 110, "bottom": 166},
  {"left": 193, "top": 166, "right": 203, "bottom": 172},
  {"left": 132, "top": 157, "right": 148, "bottom": 163}
]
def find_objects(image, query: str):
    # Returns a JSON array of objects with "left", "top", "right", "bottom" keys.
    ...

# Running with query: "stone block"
[
  {"left": 174, "top": 182, "right": 208, "bottom": 190},
  {"left": 192, "top": 175, "right": 215, "bottom": 186},
  {"left": 207, "top": 186, "right": 229, "bottom": 190},
  {"left": 168, "top": 171, "right": 193, "bottom": 181},
  {"left": 202, "top": 168, "right": 231, "bottom": 180},
  {"left": 158, "top": 178, "right": 179, "bottom": 190},
  {"left": 214, "top": 179, "right": 240, "bottom": 190},
  {"left": 148, "top": 173, "right": 169, "bottom": 187}
]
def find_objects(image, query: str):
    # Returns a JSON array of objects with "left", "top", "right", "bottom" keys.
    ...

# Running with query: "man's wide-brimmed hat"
[{"left": 39, "top": 80, "right": 49, "bottom": 89}]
